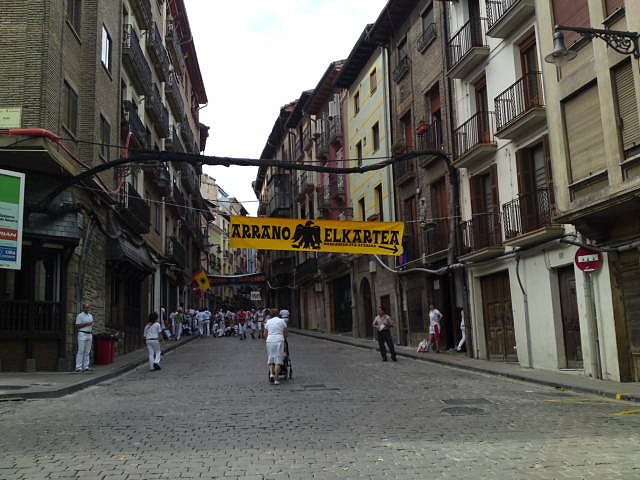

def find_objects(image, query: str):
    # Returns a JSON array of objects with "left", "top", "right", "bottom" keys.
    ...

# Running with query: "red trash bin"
[{"left": 95, "top": 338, "right": 111, "bottom": 365}]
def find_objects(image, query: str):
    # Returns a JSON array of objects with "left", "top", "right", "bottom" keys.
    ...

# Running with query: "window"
[
  {"left": 372, "top": 122, "right": 380, "bottom": 152},
  {"left": 605, "top": 0, "right": 624, "bottom": 17},
  {"left": 421, "top": 3, "right": 434, "bottom": 30},
  {"left": 398, "top": 37, "right": 408, "bottom": 61},
  {"left": 99, "top": 115, "right": 110, "bottom": 160},
  {"left": 375, "top": 184, "right": 383, "bottom": 221},
  {"left": 551, "top": 0, "right": 589, "bottom": 46},
  {"left": 101, "top": 26, "right": 112, "bottom": 71},
  {"left": 400, "top": 111, "right": 413, "bottom": 149},
  {"left": 356, "top": 140, "right": 363, "bottom": 167},
  {"left": 612, "top": 59, "right": 640, "bottom": 159},
  {"left": 66, "top": 0, "right": 81, "bottom": 32},
  {"left": 62, "top": 81, "right": 78, "bottom": 135},
  {"left": 354, "top": 91, "right": 360, "bottom": 115},
  {"left": 358, "top": 197, "right": 366, "bottom": 221},
  {"left": 369, "top": 69, "right": 377, "bottom": 94}
]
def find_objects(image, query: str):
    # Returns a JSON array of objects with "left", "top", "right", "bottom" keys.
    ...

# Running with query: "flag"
[{"left": 192, "top": 269, "right": 211, "bottom": 292}]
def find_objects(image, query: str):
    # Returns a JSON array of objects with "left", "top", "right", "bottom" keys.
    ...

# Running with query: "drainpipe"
[{"left": 515, "top": 254, "right": 533, "bottom": 367}]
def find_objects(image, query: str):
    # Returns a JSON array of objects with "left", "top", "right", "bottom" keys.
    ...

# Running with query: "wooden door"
[
  {"left": 520, "top": 35, "right": 540, "bottom": 109},
  {"left": 618, "top": 250, "right": 640, "bottom": 381},
  {"left": 481, "top": 271, "right": 517, "bottom": 361},
  {"left": 475, "top": 77, "right": 490, "bottom": 143},
  {"left": 558, "top": 266, "right": 583, "bottom": 368}
]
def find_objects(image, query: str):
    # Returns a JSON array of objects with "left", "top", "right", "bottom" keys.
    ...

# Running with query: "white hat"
[{"left": 279, "top": 309, "right": 289, "bottom": 318}]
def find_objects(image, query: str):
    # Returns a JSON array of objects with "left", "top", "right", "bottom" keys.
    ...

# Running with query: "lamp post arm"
[{"left": 555, "top": 24, "right": 640, "bottom": 58}]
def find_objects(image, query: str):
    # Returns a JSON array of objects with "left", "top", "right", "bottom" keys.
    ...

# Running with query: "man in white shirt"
[
  {"left": 144, "top": 312, "right": 163, "bottom": 371},
  {"left": 75, "top": 303, "right": 94, "bottom": 372},
  {"left": 203, "top": 308, "right": 212, "bottom": 337},
  {"left": 372, "top": 306, "right": 397, "bottom": 362},
  {"left": 427, "top": 303, "right": 444, "bottom": 353}
]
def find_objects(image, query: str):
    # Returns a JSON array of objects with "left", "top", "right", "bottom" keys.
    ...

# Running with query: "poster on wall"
[
  {"left": 230, "top": 216, "right": 404, "bottom": 256},
  {"left": 0, "top": 169, "right": 25, "bottom": 270}
]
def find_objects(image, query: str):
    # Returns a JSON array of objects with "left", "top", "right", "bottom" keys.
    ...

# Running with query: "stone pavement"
[
  {"left": 293, "top": 328, "right": 640, "bottom": 403},
  {"left": 0, "top": 335, "right": 198, "bottom": 400},
  {"left": 1, "top": 333, "right": 640, "bottom": 479}
]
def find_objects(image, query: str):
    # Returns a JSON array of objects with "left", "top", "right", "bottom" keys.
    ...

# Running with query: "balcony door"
[
  {"left": 516, "top": 141, "right": 553, "bottom": 232},
  {"left": 520, "top": 35, "right": 541, "bottom": 110},
  {"left": 475, "top": 77, "right": 490, "bottom": 143},
  {"left": 470, "top": 165, "right": 500, "bottom": 248}
]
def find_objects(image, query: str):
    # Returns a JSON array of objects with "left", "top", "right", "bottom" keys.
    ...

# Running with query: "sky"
[{"left": 187, "top": 1, "right": 389, "bottom": 216}]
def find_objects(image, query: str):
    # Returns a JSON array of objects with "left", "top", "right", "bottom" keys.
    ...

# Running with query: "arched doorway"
[{"left": 361, "top": 278, "right": 373, "bottom": 338}]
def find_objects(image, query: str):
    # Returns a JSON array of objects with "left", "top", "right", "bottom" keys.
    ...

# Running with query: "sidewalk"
[
  {"left": 0, "top": 335, "right": 199, "bottom": 400},
  {"left": 291, "top": 328, "right": 640, "bottom": 403}
]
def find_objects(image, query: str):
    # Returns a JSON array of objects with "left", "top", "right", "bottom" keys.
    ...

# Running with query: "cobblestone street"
[{"left": 1, "top": 334, "right": 639, "bottom": 479}]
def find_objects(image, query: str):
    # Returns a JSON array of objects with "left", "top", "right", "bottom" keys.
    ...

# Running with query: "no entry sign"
[{"left": 575, "top": 247, "right": 603, "bottom": 272}]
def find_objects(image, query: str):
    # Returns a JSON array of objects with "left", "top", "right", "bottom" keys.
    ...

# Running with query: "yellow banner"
[{"left": 230, "top": 216, "right": 404, "bottom": 256}]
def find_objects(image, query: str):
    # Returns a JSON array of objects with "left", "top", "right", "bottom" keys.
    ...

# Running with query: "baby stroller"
[{"left": 268, "top": 339, "right": 293, "bottom": 382}]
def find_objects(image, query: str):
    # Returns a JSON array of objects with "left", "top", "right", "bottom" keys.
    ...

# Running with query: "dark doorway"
[
  {"left": 333, "top": 275, "right": 352, "bottom": 333},
  {"left": 557, "top": 266, "right": 582, "bottom": 368},
  {"left": 617, "top": 250, "right": 640, "bottom": 381},
  {"left": 481, "top": 271, "right": 517, "bottom": 361},
  {"left": 361, "top": 278, "right": 373, "bottom": 338}
]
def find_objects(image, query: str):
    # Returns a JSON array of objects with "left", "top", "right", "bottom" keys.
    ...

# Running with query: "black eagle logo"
[{"left": 291, "top": 220, "right": 321, "bottom": 250}]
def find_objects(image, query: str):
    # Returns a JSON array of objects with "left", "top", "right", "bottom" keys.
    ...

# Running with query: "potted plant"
[
  {"left": 416, "top": 120, "right": 429, "bottom": 134},
  {"left": 391, "top": 142, "right": 406, "bottom": 155}
]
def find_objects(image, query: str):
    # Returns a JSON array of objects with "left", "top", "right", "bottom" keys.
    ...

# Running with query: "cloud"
[{"left": 188, "top": 1, "right": 388, "bottom": 215}]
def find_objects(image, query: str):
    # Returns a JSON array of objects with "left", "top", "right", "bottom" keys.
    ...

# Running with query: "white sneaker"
[{"left": 273, "top": 380, "right": 280, "bottom": 385}]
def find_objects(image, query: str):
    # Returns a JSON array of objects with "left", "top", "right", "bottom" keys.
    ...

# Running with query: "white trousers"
[
  {"left": 75, "top": 333, "right": 92, "bottom": 371},
  {"left": 203, "top": 321, "right": 210, "bottom": 336},
  {"left": 146, "top": 340, "right": 161, "bottom": 369},
  {"left": 176, "top": 323, "right": 183, "bottom": 340},
  {"left": 457, "top": 329, "right": 466, "bottom": 351}
]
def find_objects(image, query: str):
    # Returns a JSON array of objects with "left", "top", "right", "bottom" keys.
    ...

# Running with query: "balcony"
[
  {"left": 416, "top": 23, "right": 437, "bottom": 53},
  {"left": 447, "top": 19, "right": 489, "bottom": 79},
  {"left": 424, "top": 220, "right": 449, "bottom": 259},
  {"left": 416, "top": 118, "right": 445, "bottom": 167},
  {"left": 170, "top": 181, "right": 186, "bottom": 217},
  {"left": 122, "top": 25, "right": 152, "bottom": 96},
  {"left": 166, "top": 22, "right": 186, "bottom": 74},
  {"left": 292, "top": 138, "right": 303, "bottom": 161},
  {"left": 502, "top": 188, "right": 564, "bottom": 247},
  {"left": 268, "top": 195, "right": 292, "bottom": 217},
  {"left": 393, "top": 55, "right": 410, "bottom": 83},
  {"left": 486, "top": 0, "right": 535, "bottom": 39},
  {"left": 118, "top": 183, "right": 150, "bottom": 235},
  {"left": 165, "top": 126, "right": 184, "bottom": 153},
  {"left": 296, "top": 172, "right": 314, "bottom": 200},
  {"left": 145, "top": 84, "right": 170, "bottom": 138},
  {"left": 494, "top": 72, "right": 546, "bottom": 140},
  {"left": 149, "top": 164, "right": 171, "bottom": 196},
  {"left": 130, "top": 0, "right": 152, "bottom": 30},
  {"left": 327, "top": 115, "right": 343, "bottom": 145},
  {"left": 147, "top": 23, "right": 171, "bottom": 81},
  {"left": 180, "top": 122, "right": 196, "bottom": 153},
  {"left": 330, "top": 174, "right": 346, "bottom": 201},
  {"left": 167, "top": 236, "right": 186, "bottom": 268},
  {"left": 165, "top": 72, "right": 185, "bottom": 121},
  {"left": 180, "top": 163, "right": 199, "bottom": 195},
  {"left": 394, "top": 155, "right": 417, "bottom": 185},
  {"left": 303, "top": 122, "right": 313, "bottom": 151},
  {"left": 318, "top": 183, "right": 332, "bottom": 209},
  {"left": 459, "top": 216, "right": 505, "bottom": 262},
  {"left": 122, "top": 100, "right": 149, "bottom": 149},
  {"left": 453, "top": 111, "right": 497, "bottom": 169}
]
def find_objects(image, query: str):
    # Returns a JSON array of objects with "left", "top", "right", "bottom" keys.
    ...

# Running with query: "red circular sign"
[{"left": 575, "top": 247, "right": 603, "bottom": 272}]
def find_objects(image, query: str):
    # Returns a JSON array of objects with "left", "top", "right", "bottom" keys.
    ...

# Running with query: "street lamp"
[{"left": 545, "top": 25, "right": 640, "bottom": 66}]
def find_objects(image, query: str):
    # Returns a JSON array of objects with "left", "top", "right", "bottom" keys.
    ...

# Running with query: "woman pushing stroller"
[{"left": 264, "top": 309, "right": 289, "bottom": 385}]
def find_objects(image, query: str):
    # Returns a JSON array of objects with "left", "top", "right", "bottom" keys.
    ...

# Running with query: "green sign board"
[{"left": 0, "top": 169, "right": 25, "bottom": 270}]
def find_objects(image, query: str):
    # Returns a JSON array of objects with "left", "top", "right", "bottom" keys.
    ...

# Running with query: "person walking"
[
  {"left": 175, "top": 307, "right": 185, "bottom": 340},
  {"left": 264, "top": 309, "right": 288, "bottom": 385},
  {"left": 203, "top": 308, "right": 211, "bottom": 337},
  {"left": 456, "top": 310, "right": 466, "bottom": 352},
  {"left": 237, "top": 310, "right": 247, "bottom": 340},
  {"left": 427, "top": 303, "right": 444, "bottom": 353},
  {"left": 256, "top": 308, "right": 265, "bottom": 339},
  {"left": 144, "top": 312, "right": 163, "bottom": 371},
  {"left": 372, "top": 306, "right": 397, "bottom": 362},
  {"left": 75, "top": 303, "right": 94, "bottom": 372}
]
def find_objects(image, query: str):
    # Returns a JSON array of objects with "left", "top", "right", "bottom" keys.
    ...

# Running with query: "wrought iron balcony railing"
[
  {"left": 145, "top": 83, "right": 169, "bottom": 137},
  {"left": 118, "top": 183, "right": 151, "bottom": 234},
  {"left": 459, "top": 216, "right": 502, "bottom": 254},
  {"left": 130, "top": 0, "right": 152, "bottom": 30},
  {"left": 446, "top": 18, "right": 488, "bottom": 71},
  {"left": 171, "top": 181, "right": 186, "bottom": 217},
  {"left": 166, "top": 22, "right": 186, "bottom": 74},
  {"left": 165, "top": 72, "right": 185, "bottom": 121},
  {"left": 330, "top": 174, "right": 346, "bottom": 200},
  {"left": 424, "top": 220, "right": 449, "bottom": 255},
  {"left": 502, "top": 187, "right": 554, "bottom": 240},
  {"left": 486, "top": 0, "right": 521, "bottom": 30},
  {"left": 416, "top": 117, "right": 444, "bottom": 152},
  {"left": 393, "top": 55, "right": 410, "bottom": 83},
  {"left": 122, "top": 100, "right": 148, "bottom": 148},
  {"left": 453, "top": 111, "right": 496, "bottom": 160},
  {"left": 165, "top": 126, "right": 184, "bottom": 153},
  {"left": 147, "top": 23, "right": 171, "bottom": 81},
  {"left": 327, "top": 114, "right": 342, "bottom": 144},
  {"left": 122, "top": 25, "right": 152, "bottom": 96},
  {"left": 181, "top": 163, "right": 200, "bottom": 195},
  {"left": 394, "top": 156, "right": 417, "bottom": 181},
  {"left": 494, "top": 72, "right": 544, "bottom": 131},
  {"left": 179, "top": 122, "right": 195, "bottom": 153},
  {"left": 303, "top": 122, "right": 313, "bottom": 150},
  {"left": 167, "top": 236, "right": 186, "bottom": 268},
  {"left": 417, "top": 23, "right": 437, "bottom": 53}
]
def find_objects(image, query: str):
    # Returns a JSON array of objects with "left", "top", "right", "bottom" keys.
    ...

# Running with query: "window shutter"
[
  {"left": 552, "top": 0, "right": 590, "bottom": 45},
  {"left": 489, "top": 164, "right": 501, "bottom": 241},
  {"left": 543, "top": 136, "right": 555, "bottom": 208},
  {"left": 612, "top": 60, "right": 640, "bottom": 157},
  {"left": 516, "top": 150, "right": 533, "bottom": 196},
  {"left": 563, "top": 84, "right": 606, "bottom": 182},
  {"left": 605, "top": 0, "right": 624, "bottom": 16},
  {"left": 328, "top": 100, "right": 338, "bottom": 118},
  {"left": 470, "top": 175, "right": 483, "bottom": 214}
]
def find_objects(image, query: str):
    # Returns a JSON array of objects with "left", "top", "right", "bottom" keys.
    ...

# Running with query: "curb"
[
  {"left": 0, "top": 335, "right": 200, "bottom": 401},
  {"left": 291, "top": 329, "right": 640, "bottom": 404}
]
